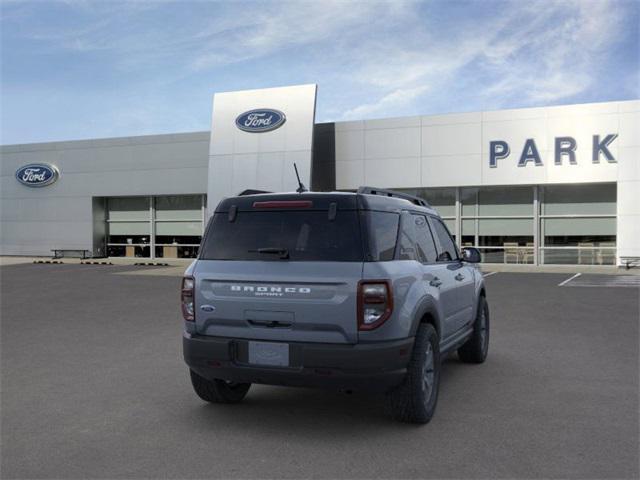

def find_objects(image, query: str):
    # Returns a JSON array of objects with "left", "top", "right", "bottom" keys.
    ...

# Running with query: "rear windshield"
[{"left": 200, "top": 210, "right": 364, "bottom": 261}]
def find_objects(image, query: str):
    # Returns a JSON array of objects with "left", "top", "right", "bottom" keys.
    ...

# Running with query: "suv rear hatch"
[{"left": 193, "top": 195, "right": 364, "bottom": 344}]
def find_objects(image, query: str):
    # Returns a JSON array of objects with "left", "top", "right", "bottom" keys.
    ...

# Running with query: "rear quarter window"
[{"left": 363, "top": 211, "right": 400, "bottom": 261}]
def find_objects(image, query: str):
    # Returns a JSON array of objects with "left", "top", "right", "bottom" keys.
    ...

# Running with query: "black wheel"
[
  {"left": 386, "top": 323, "right": 440, "bottom": 424},
  {"left": 189, "top": 370, "right": 251, "bottom": 404},
  {"left": 458, "top": 295, "right": 490, "bottom": 364}
]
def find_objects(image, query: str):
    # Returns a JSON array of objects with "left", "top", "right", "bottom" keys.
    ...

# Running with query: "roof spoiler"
[
  {"left": 237, "top": 189, "right": 272, "bottom": 196},
  {"left": 357, "top": 186, "right": 430, "bottom": 208}
]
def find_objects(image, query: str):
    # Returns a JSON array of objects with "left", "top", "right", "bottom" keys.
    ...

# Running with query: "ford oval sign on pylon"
[
  {"left": 15, "top": 164, "right": 60, "bottom": 187},
  {"left": 235, "top": 109, "right": 286, "bottom": 133}
]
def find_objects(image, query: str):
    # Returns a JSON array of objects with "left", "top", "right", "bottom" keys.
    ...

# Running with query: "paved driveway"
[{"left": 1, "top": 264, "right": 638, "bottom": 479}]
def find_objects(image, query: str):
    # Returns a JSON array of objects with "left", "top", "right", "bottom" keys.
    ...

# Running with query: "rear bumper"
[{"left": 183, "top": 333, "right": 414, "bottom": 393}]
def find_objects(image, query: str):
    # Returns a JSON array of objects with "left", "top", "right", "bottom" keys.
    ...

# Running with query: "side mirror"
[{"left": 462, "top": 247, "right": 481, "bottom": 263}]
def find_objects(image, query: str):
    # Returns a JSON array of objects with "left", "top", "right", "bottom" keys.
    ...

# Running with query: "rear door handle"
[
  {"left": 455, "top": 273, "right": 465, "bottom": 281},
  {"left": 429, "top": 277, "right": 442, "bottom": 287}
]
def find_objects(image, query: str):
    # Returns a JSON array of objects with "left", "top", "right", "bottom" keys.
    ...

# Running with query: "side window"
[
  {"left": 413, "top": 215, "right": 438, "bottom": 263},
  {"left": 397, "top": 213, "right": 418, "bottom": 261},
  {"left": 365, "top": 211, "right": 399, "bottom": 261},
  {"left": 429, "top": 217, "right": 458, "bottom": 262}
]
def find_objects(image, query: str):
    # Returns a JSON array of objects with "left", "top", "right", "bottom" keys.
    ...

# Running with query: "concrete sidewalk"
[
  {"left": 0, "top": 255, "right": 193, "bottom": 267},
  {"left": 481, "top": 263, "right": 640, "bottom": 275}
]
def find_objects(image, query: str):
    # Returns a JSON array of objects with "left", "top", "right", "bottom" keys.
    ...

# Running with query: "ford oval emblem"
[
  {"left": 235, "top": 109, "right": 286, "bottom": 133},
  {"left": 15, "top": 163, "right": 60, "bottom": 187}
]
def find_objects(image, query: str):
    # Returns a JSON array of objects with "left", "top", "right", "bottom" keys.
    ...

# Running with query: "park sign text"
[{"left": 490, "top": 134, "right": 618, "bottom": 167}]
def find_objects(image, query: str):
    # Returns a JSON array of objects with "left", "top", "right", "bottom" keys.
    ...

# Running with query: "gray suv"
[{"left": 182, "top": 187, "right": 489, "bottom": 423}]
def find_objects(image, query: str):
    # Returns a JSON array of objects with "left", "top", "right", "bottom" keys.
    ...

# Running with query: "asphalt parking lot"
[{"left": 1, "top": 263, "right": 638, "bottom": 479}]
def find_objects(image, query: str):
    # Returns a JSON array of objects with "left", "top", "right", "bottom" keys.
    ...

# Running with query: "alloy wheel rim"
[
  {"left": 423, "top": 343, "right": 435, "bottom": 400},
  {"left": 479, "top": 308, "right": 488, "bottom": 352}
]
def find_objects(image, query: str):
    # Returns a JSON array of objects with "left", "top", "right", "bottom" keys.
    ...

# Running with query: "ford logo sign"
[
  {"left": 15, "top": 163, "right": 60, "bottom": 187},
  {"left": 235, "top": 109, "right": 286, "bottom": 133}
]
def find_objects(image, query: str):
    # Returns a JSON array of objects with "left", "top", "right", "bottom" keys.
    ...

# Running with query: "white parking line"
[
  {"left": 564, "top": 275, "right": 640, "bottom": 288},
  {"left": 483, "top": 271, "right": 498, "bottom": 278},
  {"left": 558, "top": 272, "right": 581, "bottom": 286}
]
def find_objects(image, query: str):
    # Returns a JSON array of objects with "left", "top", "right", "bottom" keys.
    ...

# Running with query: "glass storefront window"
[
  {"left": 107, "top": 197, "right": 151, "bottom": 258},
  {"left": 542, "top": 217, "right": 616, "bottom": 238},
  {"left": 108, "top": 221, "right": 150, "bottom": 236},
  {"left": 478, "top": 218, "right": 533, "bottom": 238},
  {"left": 461, "top": 186, "right": 533, "bottom": 217},
  {"left": 541, "top": 248, "right": 616, "bottom": 265},
  {"left": 155, "top": 227, "right": 202, "bottom": 259},
  {"left": 99, "top": 185, "right": 618, "bottom": 265},
  {"left": 107, "top": 197, "right": 149, "bottom": 221},
  {"left": 477, "top": 218, "right": 534, "bottom": 264},
  {"left": 542, "top": 184, "right": 616, "bottom": 215},
  {"left": 461, "top": 188, "right": 477, "bottom": 216},
  {"left": 154, "top": 243, "right": 200, "bottom": 259},
  {"left": 475, "top": 247, "right": 535, "bottom": 264},
  {"left": 478, "top": 186, "right": 533, "bottom": 216},
  {"left": 105, "top": 195, "right": 204, "bottom": 259},
  {"left": 461, "top": 219, "right": 475, "bottom": 247},
  {"left": 460, "top": 187, "right": 535, "bottom": 263},
  {"left": 155, "top": 221, "right": 202, "bottom": 237},
  {"left": 540, "top": 184, "right": 616, "bottom": 265},
  {"left": 541, "top": 218, "right": 615, "bottom": 265},
  {"left": 155, "top": 195, "right": 202, "bottom": 220},
  {"left": 107, "top": 224, "right": 152, "bottom": 258}
]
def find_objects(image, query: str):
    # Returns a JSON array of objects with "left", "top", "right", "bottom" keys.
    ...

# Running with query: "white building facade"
[{"left": 1, "top": 84, "right": 638, "bottom": 266}]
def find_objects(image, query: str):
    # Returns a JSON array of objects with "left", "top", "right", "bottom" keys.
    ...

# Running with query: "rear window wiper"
[{"left": 248, "top": 247, "right": 290, "bottom": 259}]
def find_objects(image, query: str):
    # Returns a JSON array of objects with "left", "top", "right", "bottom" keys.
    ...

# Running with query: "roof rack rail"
[
  {"left": 238, "top": 189, "right": 272, "bottom": 196},
  {"left": 357, "top": 186, "right": 430, "bottom": 208}
]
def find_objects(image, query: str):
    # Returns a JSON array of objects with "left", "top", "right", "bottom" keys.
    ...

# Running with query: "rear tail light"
[
  {"left": 181, "top": 276, "right": 195, "bottom": 321},
  {"left": 358, "top": 280, "right": 393, "bottom": 330}
]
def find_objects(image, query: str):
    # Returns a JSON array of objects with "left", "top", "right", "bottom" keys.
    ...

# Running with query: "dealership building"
[{"left": 1, "top": 84, "right": 638, "bottom": 266}]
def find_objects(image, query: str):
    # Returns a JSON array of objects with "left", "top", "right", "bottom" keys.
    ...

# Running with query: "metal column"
[
  {"left": 455, "top": 187, "right": 462, "bottom": 248},
  {"left": 149, "top": 196, "right": 156, "bottom": 260},
  {"left": 533, "top": 186, "right": 539, "bottom": 266}
]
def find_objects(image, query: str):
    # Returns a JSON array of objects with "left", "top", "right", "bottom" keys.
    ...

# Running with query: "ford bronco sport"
[{"left": 182, "top": 187, "right": 489, "bottom": 423}]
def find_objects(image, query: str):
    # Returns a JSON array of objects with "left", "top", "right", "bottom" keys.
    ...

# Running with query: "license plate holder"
[{"left": 248, "top": 341, "right": 289, "bottom": 367}]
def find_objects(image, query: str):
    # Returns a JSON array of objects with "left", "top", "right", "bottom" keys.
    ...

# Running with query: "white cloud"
[
  {"left": 1, "top": 0, "right": 635, "bottom": 143},
  {"left": 342, "top": 85, "right": 429, "bottom": 119},
  {"left": 187, "top": 1, "right": 413, "bottom": 71},
  {"left": 337, "top": 0, "right": 632, "bottom": 118},
  {"left": 477, "top": 0, "right": 627, "bottom": 106}
]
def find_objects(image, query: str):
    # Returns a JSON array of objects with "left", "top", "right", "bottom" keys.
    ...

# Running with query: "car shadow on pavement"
[{"left": 179, "top": 355, "right": 470, "bottom": 436}]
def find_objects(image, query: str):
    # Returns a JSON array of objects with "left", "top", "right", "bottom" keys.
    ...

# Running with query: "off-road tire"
[
  {"left": 458, "top": 295, "right": 490, "bottom": 364},
  {"left": 386, "top": 323, "right": 440, "bottom": 424},
  {"left": 189, "top": 370, "right": 251, "bottom": 404}
]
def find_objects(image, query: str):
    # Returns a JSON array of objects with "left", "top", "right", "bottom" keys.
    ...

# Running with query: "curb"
[
  {"left": 81, "top": 261, "right": 113, "bottom": 265},
  {"left": 33, "top": 260, "right": 64, "bottom": 264},
  {"left": 133, "top": 262, "right": 170, "bottom": 267}
]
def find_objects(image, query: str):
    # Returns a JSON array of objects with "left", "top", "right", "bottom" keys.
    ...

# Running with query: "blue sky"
[{"left": 1, "top": 0, "right": 638, "bottom": 144}]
